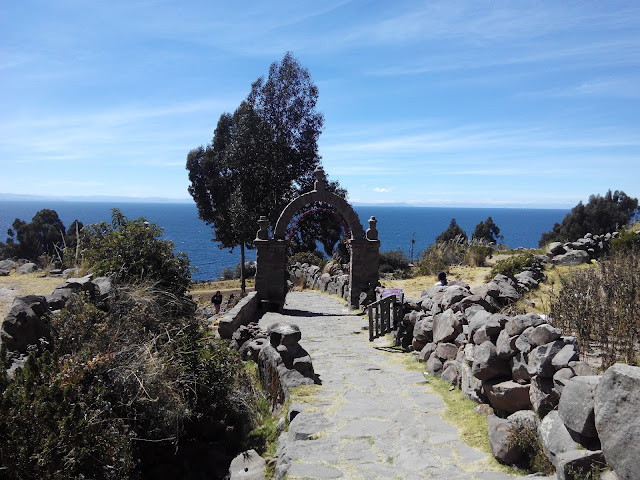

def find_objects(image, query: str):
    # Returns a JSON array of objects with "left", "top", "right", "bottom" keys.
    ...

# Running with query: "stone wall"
[
  {"left": 288, "top": 262, "right": 351, "bottom": 301},
  {"left": 406, "top": 265, "right": 639, "bottom": 478},
  {"left": 216, "top": 291, "right": 262, "bottom": 339}
]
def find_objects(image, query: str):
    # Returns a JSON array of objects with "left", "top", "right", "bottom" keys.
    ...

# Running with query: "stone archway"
[{"left": 254, "top": 167, "right": 380, "bottom": 309}]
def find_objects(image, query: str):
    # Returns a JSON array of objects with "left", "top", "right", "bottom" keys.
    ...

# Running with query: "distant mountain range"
[{"left": 0, "top": 193, "right": 192, "bottom": 204}]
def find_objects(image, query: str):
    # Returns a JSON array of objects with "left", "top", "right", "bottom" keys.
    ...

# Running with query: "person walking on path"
[{"left": 211, "top": 290, "right": 223, "bottom": 314}]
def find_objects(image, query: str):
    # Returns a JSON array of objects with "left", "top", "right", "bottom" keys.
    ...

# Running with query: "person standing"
[{"left": 211, "top": 290, "right": 223, "bottom": 314}]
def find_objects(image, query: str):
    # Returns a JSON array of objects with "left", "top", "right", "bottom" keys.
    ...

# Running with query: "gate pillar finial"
[
  {"left": 256, "top": 215, "right": 270, "bottom": 241},
  {"left": 313, "top": 166, "right": 327, "bottom": 191}
]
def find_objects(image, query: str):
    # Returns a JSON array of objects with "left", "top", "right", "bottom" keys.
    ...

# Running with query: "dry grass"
[
  {"left": 381, "top": 265, "right": 492, "bottom": 299},
  {"left": 188, "top": 278, "right": 255, "bottom": 305},
  {"left": 0, "top": 272, "right": 63, "bottom": 319}
]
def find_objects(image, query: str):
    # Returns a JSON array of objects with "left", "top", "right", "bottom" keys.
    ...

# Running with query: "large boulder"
[
  {"left": 510, "top": 352, "right": 531, "bottom": 384},
  {"left": 472, "top": 341, "right": 511, "bottom": 381},
  {"left": 0, "top": 259, "right": 17, "bottom": 276},
  {"left": 504, "top": 313, "right": 546, "bottom": 337},
  {"left": 432, "top": 309, "right": 463, "bottom": 344},
  {"left": 539, "top": 410, "right": 580, "bottom": 468},
  {"left": 558, "top": 376, "right": 600, "bottom": 438},
  {"left": 483, "top": 379, "right": 531, "bottom": 413},
  {"left": 529, "top": 375, "right": 559, "bottom": 418},
  {"left": 496, "top": 329, "right": 518, "bottom": 359},
  {"left": 552, "top": 250, "right": 590, "bottom": 266},
  {"left": 228, "top": 449, "right": 266, "bottom": 480},
  {"left": 527, "top": 340, "right": 568, "bottom": 377},
  {"left": 1, "top": 295, "right": 51, "bottom": 352},
  {"left": 412, "top": 315, "right": 434, "bottom": 350},
  {"left": 16, "top": 262, "right": 38, "bottom": 274},
  {"left": 555, "top": 450, "right": 605, "bottom": 480},
  {"left": 594, "top": 363, "right": 640, "bottom": 480},
  {"left": 487, "top": 415, "right": 522, "bottom": 465}
]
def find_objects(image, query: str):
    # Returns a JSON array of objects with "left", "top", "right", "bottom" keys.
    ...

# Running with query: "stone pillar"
[
  {"left": 255, "top": 238, "right": 288, "bottom": 310},
  {"left": 348, "top": 237, "right": 380, "bottom": 309}
]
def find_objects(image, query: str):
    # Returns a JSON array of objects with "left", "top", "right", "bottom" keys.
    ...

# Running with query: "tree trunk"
[{"left": 240, "top": 242, "right": 246, "bottom": 296}]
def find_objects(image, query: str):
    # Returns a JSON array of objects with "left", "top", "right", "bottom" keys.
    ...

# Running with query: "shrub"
[
  {"left": 0, "top": 285, "right": 263, "bottom": 479},
  {"left": 550, "top": 249, "right": 640, "bottom": 369},
  {"left": 471, "top": 216, "right": 503, "bottom": 244},
  {"left": 288, "top": 251, "right": 324, "bottom": 267},
  {"left": 379, "top": 249, "right": 410, "bottom": 277},
  {"left": 507, "top": 417, "right": 554, "bottom": 474},
  {"left": 465, "top": 245, "right": 493, "bottom": 267},
  {"left": 415, "top": 239, "right": 467, "bottom": 276},
  {"left": 80, "top": 209, "right": 191, "bottom": 296},
  {"left": 487, "top": 252, "right": 542, "bottom": 280},
  {"left": 611, "top": 229, "right": 640, "bottom": 253}
]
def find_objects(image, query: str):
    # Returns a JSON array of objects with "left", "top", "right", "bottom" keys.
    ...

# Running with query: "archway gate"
[{"left": 254, "top": 167, "right": 380, "bottom": 309}]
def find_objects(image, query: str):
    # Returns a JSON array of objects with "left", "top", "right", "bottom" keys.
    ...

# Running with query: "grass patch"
[{"left": 0, "top": 271, "right": 65, "bottom": 318}]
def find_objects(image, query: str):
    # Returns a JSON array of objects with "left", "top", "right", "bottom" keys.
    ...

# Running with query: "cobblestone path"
[{"left": 258, "top": 292, "right": 523, "bottom": 480}]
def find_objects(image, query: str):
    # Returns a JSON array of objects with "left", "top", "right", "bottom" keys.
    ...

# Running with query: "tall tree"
[
  {"left": 539, "top": 190, "right": 639, "bottom": 246},
  {"left": 1, "top": 209, "right": 70, "bottom": 262},
  {"left": 435, "top": 218, "right": 468, "bottom": 244},
  {"left": 471, "top": 216, "right": 503, "bottom": 244},
  {"left": 186, "top": 52, "right": 328, "bottom": 294}
]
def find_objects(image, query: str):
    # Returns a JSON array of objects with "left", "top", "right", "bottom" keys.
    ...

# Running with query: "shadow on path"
[{"left": 280, "top": 308, "right": 335, "bottom": 318}]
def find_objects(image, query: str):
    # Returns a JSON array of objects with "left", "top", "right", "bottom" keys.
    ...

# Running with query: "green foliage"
[
  {"left": 540, "top": 190, "right": 639, "bottom": 246},
  {"left": 186, "top": 52, "right": 339, "bottom": 293},
  {"left": 288, "top": 251, "right": 325, "bottom": 267},
  {"left": 436, "top": 218, "right": 468, "bottom": 244},
  {"left": 550, "top": 249, "right": 640, "bottom": 369},
  {"left": 507, "top": 417, "right": 554, "bottom": 474},
  {"left": 611, "top": 229, "right": 640, "bottom": 253},
  {"left": 80, "top": 209, "right": 191, "bottom": 296},
  {"left": 415, "top": 240, "right": 467, "bottom": 276},
  {"left": 488, "top": 252, "right": 542, "bottom": 280},
  {"left": 471, "top": 216, "right": 503, "bottom": 244},
  {"left": 379, "top": 249, "right": 411, "bottom": 277},
  {"left": 0, "top": 286, "right": 262, "bottom": 479},
  {"left": 465, "top": 245, "right": 493, "bottom": 267},
  {"left": 0, "top": 209, "right": 83, "bottom": 264}
]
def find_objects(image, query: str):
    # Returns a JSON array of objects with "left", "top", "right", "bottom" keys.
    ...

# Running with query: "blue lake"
[{"left": 0, "top": 200, "right": 567, "bottom": 282}]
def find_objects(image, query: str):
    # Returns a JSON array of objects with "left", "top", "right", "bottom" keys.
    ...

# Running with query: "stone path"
[{"left": 259, "top": 292, "right": 522, "bottom": 480}]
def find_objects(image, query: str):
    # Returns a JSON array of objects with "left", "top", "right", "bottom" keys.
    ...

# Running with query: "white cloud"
[{"left": 374, "top": 187, "right": 392, "bottom": 193}]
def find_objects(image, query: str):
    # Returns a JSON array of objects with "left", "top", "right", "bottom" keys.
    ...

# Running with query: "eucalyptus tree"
[{"left": 186, "top": 52, "right": 334, "bottom": 294}]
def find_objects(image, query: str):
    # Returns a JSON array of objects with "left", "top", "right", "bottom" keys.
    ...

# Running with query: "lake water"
[{"left": 0, "top": 200, "right": 567, "bottom": 281}]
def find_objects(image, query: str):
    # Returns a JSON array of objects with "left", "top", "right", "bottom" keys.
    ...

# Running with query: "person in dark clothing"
[
  {"left": 435, "top": 271, "right": 448, "bottom": 286},
  {"left": 211, "top": 290, "right": 223, "bottom": 314}
]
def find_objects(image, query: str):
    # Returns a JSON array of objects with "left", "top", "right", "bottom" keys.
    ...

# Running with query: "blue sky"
[{"left": 1, "top": 1, "right": 639, "bottom": 208}]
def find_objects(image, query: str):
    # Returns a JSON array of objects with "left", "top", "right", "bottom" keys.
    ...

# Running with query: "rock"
[
  {"left": 539, "top": 410, "right": 581, "bottom": 468},
  {"left": 228, "top": 449, "right": 266, "bottom": 480},
  {"left": 45, "top": 286, "right": 76, "bottom": 310},
  {"left": 268, "top": 323, "right": 302, "bottom": 346},
  {"left": 552, "top": 344, "right": 580, "bottom": 370},
  {"left": 474, "top": 404, "right": 495, "bottom": 417},
  {"left": 0, "top": 259, "right": 17, "bottom": 276},
  {"left": 469, "top": 312, "right": 505, "bottom": 344},
  {"left": 530, "top": 375, "right": 559, "bottom": 418},
  {"left": 558, "top": 376, "right": 600, "bottom": 438},
  {"left": 92, "top": 276, "right": 113, "bottom": 304},
  {"left": 569, "top": 361, "right": 597, "bottom": 377},
  {"left": 412, "top": 315, "right": 434, "bottom": 350},
  {"left": 528, "top": 340, "right": 567, "bottom": 377},
  {"left": 16, "top": 262, "right": 38, "bottom": 274},
  {"left": 489, "top": 274, "right": 521, "bottom": 305},
  {"left": 461, "top": 362, "right": 484, "bottom": 403},
  {"left": 555, "top": 450, "right": 605, "bottom": 480},
  {"left": 439, "top": 285, "right": 472, "bottom": 311},
  {"left": 552, "top": 250, "right": 590, "bottom": 266},
  {"left": 418, "top": 342, "right": 436, "bottom": 363},
  {"left": 432, "top": 309, "right": 463, "bottom": 344},
  {"left": 435, "top": 342, "right": 458, "bottom": 361},
  {"left": 594, "top": 363, "right": 640, "bottom": 480},
  {"left": 515, "top": 327, "right": 536, "bottom": 354},
  {"left": 441, "top": 361, "right": 459, "bottom": 386},
  {"left": 426, "top": 355, "right": 443, "bottom": 376},
  {"left": 528, "top": 324, "right": 562, "bottom": 346},
  {"left": 0, "top": 295, "right": 51, "bottom": 352},
  {"left": 553, "top": 368, "right": 575, "bottom": 395},
  {"left": 510, "top": 352, "right": 531, "bottom": 384},
  {"left": 547, "top": 242, "right": 566, "bottom": 256},
  {"left": 496, "top": 329, "right": 518, "bottom": 359},
  {"left": 483, "top": 379, "right": 531, "bottom": 413},
  {"left": 472, "top": 341, "right": 511, "bottom": 381},
  {"left": 487, "top": 415, "right": 522, "bottom": 464},
  {"left": 505, "top": 313, "right": 546, "bottom": 337}
]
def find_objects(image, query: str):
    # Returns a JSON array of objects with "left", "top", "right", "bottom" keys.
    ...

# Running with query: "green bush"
[
  {"left": 379, "top": 249, "right": 410, "bottom": 277},
  {"left": 507, "top": 417, "right": 554, "bottom": 474},
  {"left": 288, "top": 251, "right": 324, "bottom": 267},
  {"left": 487, "top": 252, "right": 542, "bottom": 280},
  {"left": 80, "top": 209, "right": 191, "bottom": 296},
  {"left": 0, "top": 286, "right": 263, "bottom": 479},
  {"left": 415, "top": 240, "right": 467, "bottom": 276},
  {"left": 465, "top": 245, "right": 493, "bottom": 267},
  {"left": 611, "top": 229, "right": 640, "bottom": 253}
]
